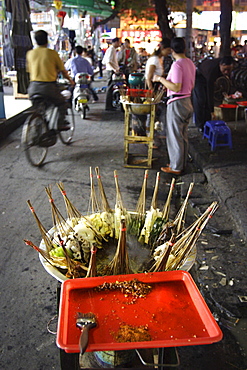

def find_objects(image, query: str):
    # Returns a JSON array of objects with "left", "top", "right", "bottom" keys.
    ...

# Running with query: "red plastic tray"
[
  {"left": 56, "top": 271, "right": 222, "bottom": 353},
  {"left": 219, "top": 103, "right": 238, "bottom": 108}
]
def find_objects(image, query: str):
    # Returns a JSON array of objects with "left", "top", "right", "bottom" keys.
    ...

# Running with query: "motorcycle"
[
  {"left": 105, "top": 69, "right": 127, "bottom": 110},
  {"left": 73, "top": 72, "right": 92, "bottom": 119}
]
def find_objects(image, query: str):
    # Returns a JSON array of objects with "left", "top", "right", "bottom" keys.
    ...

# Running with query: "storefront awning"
[{"left": 62, "top": 0, "right": 113, "bottom": 17}]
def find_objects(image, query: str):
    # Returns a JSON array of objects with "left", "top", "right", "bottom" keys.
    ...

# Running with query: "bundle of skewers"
[{"left": 24, "top": 167, "right": 218, "bottom": 280}]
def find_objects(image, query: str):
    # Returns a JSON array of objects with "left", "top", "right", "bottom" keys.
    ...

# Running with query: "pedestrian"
[
  {"left": 102, "top": 37, "right": 121, "bottom": 110},
  {"left": 117, "top": 38, "right": 139, "bottom": 81},
  {"left": 97, "top": 47, "right": 104, "bottom": 78},
  {"left": 69, "top": 45, "right": 98, "bottom": 102},
  {"left": 87, "top": 45, "right": 96, "bottom": 66},
  {"left": 64, "top": 49, "right": 76, "bottom": 72},
  {"left": 212, "top": 41, "right": 220, "bottom": 58},
  {"left": 138, "top": 47, "right": 148, "bottom": 68},
  {"left": 144, "top": 38, "right": 171, "bottom": 148},
  {"left": 153, "top": 37, "right": 196, "bottom": 175},
  {"left": 145, "top": 38, "right": 171, "bottom": 90},
  {"left": 102, "top": 37, "right": 120, "bottom": 85},
  {"left": 192, "top": 55, "right": 234, "bottom": 131},
  {"left": 26, "top": 29, "right": 75, "bottom": 131},
  {"left": 241, "top": 40, "right": 247, "bottom": 57}
]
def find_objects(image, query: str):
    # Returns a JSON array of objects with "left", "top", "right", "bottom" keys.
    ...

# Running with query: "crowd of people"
[{"left": 26, "top": 29, "right": 241, "bottom": 175}]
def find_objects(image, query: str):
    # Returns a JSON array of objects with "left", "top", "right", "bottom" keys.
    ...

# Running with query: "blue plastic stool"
[
  {"left": 203, "top": 120, "right": 227, "bottom": 140},
  {"left": 208, "top": 125, "right": 232, "bottom": 151}
]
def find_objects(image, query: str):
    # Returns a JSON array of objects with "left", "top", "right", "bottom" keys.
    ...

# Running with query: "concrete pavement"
[
  {"left": 0, "top": 77, "right": 247, "bottom": 369},
  {"left": 188, "top": 119, "right": 247, "bottom": 243},
  {"left": 1, "top": 77, "right": 247, "bottom": 243}
]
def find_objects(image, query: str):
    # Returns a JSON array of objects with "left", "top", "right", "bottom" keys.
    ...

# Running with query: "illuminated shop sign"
[{"left": 121, "top": 30, "right": 162, "bottom": 41}]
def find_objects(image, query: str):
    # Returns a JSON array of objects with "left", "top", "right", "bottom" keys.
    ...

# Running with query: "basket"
[{"left": 128, "top": 103, "right": 153, "bottom": 115}]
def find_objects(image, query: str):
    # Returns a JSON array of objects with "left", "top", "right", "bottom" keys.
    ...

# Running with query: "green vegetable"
[{"left": 50, "top": 246, "right": 73, "bottom": 258}]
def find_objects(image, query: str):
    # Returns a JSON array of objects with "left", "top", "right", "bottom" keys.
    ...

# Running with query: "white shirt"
[
  {"left": 145, "top": 55, "right": 163, "bottom": 80},
  {"left": 102, "top": 45, "right": 119, "bottom": 72}
]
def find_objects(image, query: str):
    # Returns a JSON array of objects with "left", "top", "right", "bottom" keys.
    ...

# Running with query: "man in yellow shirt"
[{"left": 26, "top": 30, "right": 74, "bottom": 130}]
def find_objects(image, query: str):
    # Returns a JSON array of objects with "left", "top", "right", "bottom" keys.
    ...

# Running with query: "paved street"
[{"left": 0, "top": 81, "right": 247, "bottom": 369}]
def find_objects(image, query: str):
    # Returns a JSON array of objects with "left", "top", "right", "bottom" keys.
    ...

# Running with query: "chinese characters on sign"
[{"left": 122, "top": 30, "right": 162, "bottom": 42}]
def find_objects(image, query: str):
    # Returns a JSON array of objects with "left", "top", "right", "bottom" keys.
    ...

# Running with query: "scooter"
[{"left": 73, "top": 73, "right": 92, "bottom": 119}]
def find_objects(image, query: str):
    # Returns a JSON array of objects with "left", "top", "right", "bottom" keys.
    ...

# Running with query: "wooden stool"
[{"left": 123, "top": 103, "right": 156, "bottom": 168}]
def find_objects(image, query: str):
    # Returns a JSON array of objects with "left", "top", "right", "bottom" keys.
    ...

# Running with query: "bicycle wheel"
[
  {"left": 22, "top": 112, "right": 48, "bottom": 167},
  {"left": 59, "top": 103, "right": 75, "bottom": 144},
  {"left": 214, "top": 76, "right": 231, "bottom": 102}
]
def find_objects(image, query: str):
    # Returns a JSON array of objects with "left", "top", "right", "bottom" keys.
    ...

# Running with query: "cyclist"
[{"left": 26, "top": 30, "right": 75, "bottom": 131}]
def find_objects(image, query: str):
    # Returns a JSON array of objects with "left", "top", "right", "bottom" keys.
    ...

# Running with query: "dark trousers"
[
  {"left": 192, "top": 73, "right": 211, "bottom": 130},
  {"left": 98, "top": 60, "right": 103, "bottom": 77},
  {"left": 105, "top": 71, "right": 114, "bottom": 110},
  {"left": 28, "top": 81, "right": 67, "bottom": 124}
]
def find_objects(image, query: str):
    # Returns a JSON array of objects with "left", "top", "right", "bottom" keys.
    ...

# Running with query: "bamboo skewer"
[
  {"left": 24, "top": 239, "right": 88, "bottom": 278},
  {"left": 135, "top": 170, "right": 148, "bottom": 216},
  {"left": 45, "top": 185, "right": 74, "bottom": 237},
  {"left": 172, "top": 182, "right": 194, "bottom": 236},
  {"left": 166, "top": 202, "right": 218, "bottom": 271},
  {"left": 150, "top": 197, "right": 218, "bottom": 273},
  {"left": 150, "top": 234, "right": 176, "bottom": 272},
  {"left": 108, "top": 218, "right": 131, "bottom": 275},
  {"left": 57, "top": 182, "right": 82, "bottom": 221},
  {"left": 114, "top": 170, "right": 125, "bottom": 212},
  {"left": 95, "top": 167, "right": 112, "bottom": 213},
  {"left": 27, "top": 200, "right": 54, "bottom": 253},
  {"left": 88, "top": 167, "right": 100, "bottom": 215},
  {"left": 86, "top": 244, "right": 97, "bottom": 278},
  {"left": 26, "top": 169, "right": 219, "bottom": 281},
  {"left": 114, "top": 170, "right": 128, "bottom": 239},
  {"left": 162, "top": 178, "right": 176, "bottom": 221},
  {"left": 150, "top": 172, "right": 160, "bottom": 210}
]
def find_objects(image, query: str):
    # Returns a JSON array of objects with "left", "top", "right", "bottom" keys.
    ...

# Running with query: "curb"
[
  {"left": 0, "top": 108, "right": 31, "bottom": 143},
  {"left": 189, "top": 140, "right": 247, "bottom": 242}
]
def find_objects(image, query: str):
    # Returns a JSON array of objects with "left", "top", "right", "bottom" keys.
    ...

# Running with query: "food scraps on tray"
[
  {"left": 113, "top": 323, "right": 152, "bottom": 343},
  {"left": 95, "top": 279, "right": 152, "bottom": 299}
]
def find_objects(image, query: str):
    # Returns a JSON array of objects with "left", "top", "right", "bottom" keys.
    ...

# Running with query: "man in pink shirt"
[{"left": 153, "top": 37, "right": 196, "bottom": 175}]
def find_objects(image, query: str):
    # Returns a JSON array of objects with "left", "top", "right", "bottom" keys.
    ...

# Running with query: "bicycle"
[{"left": 22, "top": 85, "right": 75, "bottom": 167}]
